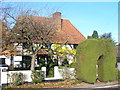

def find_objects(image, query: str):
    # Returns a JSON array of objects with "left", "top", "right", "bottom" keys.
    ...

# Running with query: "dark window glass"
[
  {"left": 73, "top": 44, "right": 78, "bottom": 49},
  {"left": 0, "top": 58, "right": 5, "bottom": 64}
]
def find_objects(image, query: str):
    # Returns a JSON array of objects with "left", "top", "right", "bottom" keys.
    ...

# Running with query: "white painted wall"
[
  {"left": 0, "top": 55, "right": 6, "bottom": 58},
  {"left": 0, "top": 67, "right": 8, "bottom": 85},
  {"left": 14, "top": 56, "right": 22, "bottom": 61},
  {"left": 41, "top": 67, "right": 46, "bottom": 77},
  {"left": 8, "top": 70, "right": 32, "bottom": 83},
  {"left": 54, "top": 66, "right": 75, "bottom": 79},
  {"left": 0, "top": 70, "right": 32, "bottom": 85},
  {"left": 45, "top": 66, "right": 75, "bottom": 80},
  {"left": 0, "top": 67, "right": 46, "bottom": 85},
  {"left": 117, "top": 63, "right": 120, "bottom": 71},
  {"left": 54, "top": 66, "right": 62, "bottom": 79},
  {"left": 5, "top": 58, "right": 11, "bottom": 66},
  {"left": 13, "top": 56, "right": 22, "bottom": 68},
  {"left": 0, "top": 66, "right": 75, "bottom": 85},
  {"left": 0, "top": 64, "right": 119, "bottom": 86},
  {"left": 0, "top": 55, "right": 22, "bottom": 67}
]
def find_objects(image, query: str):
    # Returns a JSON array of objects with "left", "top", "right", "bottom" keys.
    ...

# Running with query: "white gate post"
[
  {"left": 0, "top": 66, "right": 8, "bottom": 86},
  {"left": 54, "top": 66, "right": 61, "bottom": 79},
  {"left": 41, "top": 67, "right": 46, "bottom": 78}
]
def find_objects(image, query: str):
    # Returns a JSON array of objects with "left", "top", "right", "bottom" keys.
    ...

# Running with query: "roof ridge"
[
  {"left": 18, "top": 15, "right": 52, "bottom": 19},
  {"left": 16, "top": 15, "right": 86, "bottom": 44}
]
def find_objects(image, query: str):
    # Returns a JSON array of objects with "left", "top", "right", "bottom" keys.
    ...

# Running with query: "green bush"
[
  {"left": 31, "top": 70, "right": 44, "bottom": 84},
  {"left": 62, "top": 59, "right": 69, "bottom": 66},
  {"left": 76, "top": 39, "right": 117, "bottom": 83},
  {"left": 58, "top": 62, "right": 76, "bottom": 69},
  {"left": 38, "top": 58, "right": 45, "bottom": 70},
  {"left": 7, "top": 72, "right": 26, "bottom": 86},
  {"left": 46, "top": 68, "right": 54, "bottom": 78},
  {"left": 69, "top": 62, "right": 76, "bottom": 68},
  {"left": 58, "top": 66, "right": 64, "bottom": 69},
  {"left": 118, "top": 70, "right": 120, "bottom": 80}
]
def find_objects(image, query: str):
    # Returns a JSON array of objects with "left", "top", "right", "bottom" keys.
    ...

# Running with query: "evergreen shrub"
[
  {"left": 76, "top": 39, "right": 117, "bottom": 83},
  {"left": 31, "top": 70, "right": 44, "bottom": 84}
]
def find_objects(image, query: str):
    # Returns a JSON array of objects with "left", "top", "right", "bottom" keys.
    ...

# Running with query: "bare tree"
[{"left": 2, "top": 2, "right": 58, "bottom": 71}]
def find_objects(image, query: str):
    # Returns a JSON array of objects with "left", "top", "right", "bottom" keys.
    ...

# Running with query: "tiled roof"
[
  {"left": 37, "top": 49, "right": 48, "bottom": 55},
  {"left": 54, "top": 19, "right": 86, "bottom": 44},
  {"left": 17, "top": 12, "right": 86, "bottom": 44}
]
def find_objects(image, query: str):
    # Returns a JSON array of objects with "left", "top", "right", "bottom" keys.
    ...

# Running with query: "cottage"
[{"left": 1, "top": 12, "right": 86, "bottom": 70}]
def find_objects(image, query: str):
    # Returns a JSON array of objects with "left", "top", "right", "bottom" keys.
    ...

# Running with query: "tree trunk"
[
  {"left": 30, "top": 54, "right": 36, "bottom": 71},
  {"left": 10, "top": 55, "right": 14, "bottom": 66}
]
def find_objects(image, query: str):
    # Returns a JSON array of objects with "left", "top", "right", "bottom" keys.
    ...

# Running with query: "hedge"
[{"left": 76, "top": 39, "right": 117, "bottom": 83}]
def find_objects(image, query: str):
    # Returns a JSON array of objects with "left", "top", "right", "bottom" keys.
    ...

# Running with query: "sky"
[{"left": 2, "top": 2, "right": 118, "bottom": 42}]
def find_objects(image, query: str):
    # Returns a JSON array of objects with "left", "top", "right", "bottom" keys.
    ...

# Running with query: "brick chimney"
[{"left": 53, "top": 12, "right": 62, "bottom": 31}]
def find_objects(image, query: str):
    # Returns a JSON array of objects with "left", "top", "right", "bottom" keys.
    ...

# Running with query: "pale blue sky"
[{"left": 2, "top": 2, "right": 118, "bottom": 42}]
